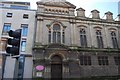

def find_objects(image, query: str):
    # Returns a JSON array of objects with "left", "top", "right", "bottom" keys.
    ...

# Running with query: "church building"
[
  {"left": 32, "top": 0, "right": 120, "bottom": 79},
  {"left": 0, "top": 0, "right": 120, "bottom": 79}
]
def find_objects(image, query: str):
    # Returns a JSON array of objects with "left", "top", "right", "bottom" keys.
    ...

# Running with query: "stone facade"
[
  {"left": 0, "top": 0, "right": 120, "bottom": 79},
  {"left": 33, "top": 0, "right": 120, "bottom": 79}
]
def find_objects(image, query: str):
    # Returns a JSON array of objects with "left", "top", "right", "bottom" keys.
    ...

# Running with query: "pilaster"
[
  {"left": 88, "top": 23, "right": 93, "bottom": 47},
  {"left": 118, "top": 26, "right": 120, "bottom": 48},
  {"left": 36, "top": 17, "right": 43, "bottom": 44},
  {"left": 69, "top": 19, "right": 76, "bottom": 46}
]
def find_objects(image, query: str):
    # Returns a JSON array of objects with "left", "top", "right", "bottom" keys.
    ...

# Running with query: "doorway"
[{"left": 51, "top": 55, "right": 62, "bottom": 79}]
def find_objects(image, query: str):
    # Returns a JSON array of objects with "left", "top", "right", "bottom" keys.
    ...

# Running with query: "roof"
[
  {"left": 1, "top": 1, "right": 30, "bottom": 6},
  {"left": 36, "top": 0, "right": 76, "bottom": 9},
  {"left": 76, "top": 7, "right": 85, "bottom": 11},
  {"left": 91, "top": 9, "right": 100, "bottom": 13},
  {"left": 105, "top": 11, "right": 113, "bottom": 15}
]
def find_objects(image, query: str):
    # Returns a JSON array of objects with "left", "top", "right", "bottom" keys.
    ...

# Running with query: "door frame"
[{"left": 51, "top": 55, "right": 63, "bottom": 79}]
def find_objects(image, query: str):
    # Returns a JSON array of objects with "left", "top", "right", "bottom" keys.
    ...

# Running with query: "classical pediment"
[{"left": 37, "top": 0, "right": 76, "bottom": 9}]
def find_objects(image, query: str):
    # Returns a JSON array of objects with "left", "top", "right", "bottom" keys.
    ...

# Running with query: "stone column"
[
  {"left": 104, "top": 26, "right": 109, "bottom": 48},
  {"left": 118, "top": 26, "right": 120, "bottom": 48},
  {"left": 36, "top": 17, "right": 43, "bottom": 44},
  {"left": 61, "top": 29, "right": 63, "bottom": 44},
  {"left": 50, "top": 29, "right": 52, "bottom": 43},
  {"left": 70, "top": 23, "right": 74, "bottom": 45},
  {"left": 73, "top": 23, "right": 77, "bottom": 45},
  {"left": 39, "top": 18, "right": 43, "bottom": 43},
  {"left": 70, "top": 19, "right": 76, "bottom": 45},
  {"left": 88, "top": 23, "right": 93, "bottom": 47},
  {"left": 36, "top": 19, "right": 40, "bottom": 42},
  {"left": 44, "top": 59, "right": 51, "bottom": 78},
  {"left": 63, "top": 61, "right": 69, "bottom": 78},
  {"left": 117, "top": 14, "right": 120, "bottom": 48}
]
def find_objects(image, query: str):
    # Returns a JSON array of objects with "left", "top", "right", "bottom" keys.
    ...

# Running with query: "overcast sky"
[{"left": 3, "top": 0, "right": 120, "bottom": 19}]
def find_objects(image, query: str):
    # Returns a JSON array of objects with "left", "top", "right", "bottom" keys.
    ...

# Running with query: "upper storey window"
[
  {"left": 80, "top": 29, "right": 87, "bottom": 47},
  {"left": 0, "top": 4, "right": 4, "bottom": 7},
  {"left": 6, "top": 13, "right": 12, "bottom": 18},
  {"left": 96, "top": 30, "right": 104, "bottom": 48},
  {"left": 53, "top": 24, "right": 61, "bottom": 43},
  {"left": 48, "top": 24, "right": 65, "bottom": 44},
  {"left": 111, "top": 31, "right": 118, "bottom": 48},
  {"left": 2, "top": 23, "right": 11, "bottom": 35},
  {"left": 0, "top": 39, "right": 7, "bottom": 51},
  {"left": 21, "top": 41, "right": 26, "bottom": 52},
  {"left": 10, "top": 5, "right": 28, "bottom": 9},
  {"left": 21, "top": 24, "right": 28, "bottom": 37},
  {"left": 23, "top": 14, "right": 29, "bottom": 19}
]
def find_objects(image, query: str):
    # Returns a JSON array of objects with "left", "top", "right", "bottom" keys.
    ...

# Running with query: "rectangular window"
[
  {"left": 48, "top": 31, "right": 51, "bottom": 43},
  {"left": 53, "top": 32, "right": 56, "bottom": 43},
  {"left": 80, "top": 56, "right": 91, "bottom": 65},
  {"left": 62, "top": 31, "right": 65, "bottom": 43},
  {"left": 6, "top": 13, "right": 12, "bottom": 17},
  {"left": 111, "top": 31, "right": 118, "bottom": 48},
  {"left": 80, "top": 29, "right": 87, "bottom": 47},
  {"left": 23, "top": 14, "right": 29, "bottom": 19},
  {"left": 21, "top": 41, "right": 26, "bottom": 52},
  {"left": 11, "top": 5, "right": 28, "bottom": 9},
  {"left": 114, "top": 56, "right": 120, "bottom": 65},
  {"left": 0, "top": 3, "right": 4, "bottom": 7},
  {"left": 98, "top": 56, "right": 109, "bottom": 65},
  {"left": 21, "top": 24, "right": 28, "bottom": 36},
  {"left": 2, "top": 23, "right": 11, "bottom": 35},
  {"left": 0, "top": 39, "right": 7, "bottom": 51},
  {"left": 57, "top": 32, "right": 61, "bottom": 43},
  {"left": 96, "top": 30, "right": 104, "bottom": 48}
]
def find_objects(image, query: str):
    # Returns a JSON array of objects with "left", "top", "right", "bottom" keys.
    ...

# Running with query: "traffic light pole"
[
  {"left": 17, "top": 55, "right": 25, "bottom": 80},
  {"left": 6, "top": 29, "right": 25, "bottom": 80},
  {"left": 15, "top": 29, "right": 25, "bottom": 80}
]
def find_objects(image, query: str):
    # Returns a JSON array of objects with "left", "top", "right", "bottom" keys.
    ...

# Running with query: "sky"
[{"left": 3, "top": 0, "right": 120, "bottom": 19}]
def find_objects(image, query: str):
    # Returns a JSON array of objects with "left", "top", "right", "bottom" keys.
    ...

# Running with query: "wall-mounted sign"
[
  {"left": 36, "top": 72, "right": 42, "bottom": 77},
  {"left": 36, "top": 65, "right": 44, "bottom": 71}
]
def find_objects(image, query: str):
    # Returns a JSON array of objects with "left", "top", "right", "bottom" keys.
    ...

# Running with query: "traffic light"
[{"left": 6, "top": 29, "right": 21, "bottom": 55}]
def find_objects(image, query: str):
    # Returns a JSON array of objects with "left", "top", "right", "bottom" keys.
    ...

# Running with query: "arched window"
[
  {"left": 53, "top": 24, "right": 61, "bottom": 43},
  {"left": 96, "top": 30, "right": 104, "bottom": 48},
  {"left": 111, "top": 31, "right": 118, "bottom": 48},
  {"left": 48, "top": 24, "right": 65, "bottom": 44},
  {"left": 80, "top": 29, "right": 87, "bottom": 47}
]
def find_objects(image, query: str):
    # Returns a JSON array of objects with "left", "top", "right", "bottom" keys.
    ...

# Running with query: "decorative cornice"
[
  {"left": 33, "top": 43, "right": 120, "bottom": 53},
  {"left": 37, "top": 13, "right": 119, "bottom": 25},
  {"left": 69, "top": 47, "right": 120, "bottom": 53}
]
